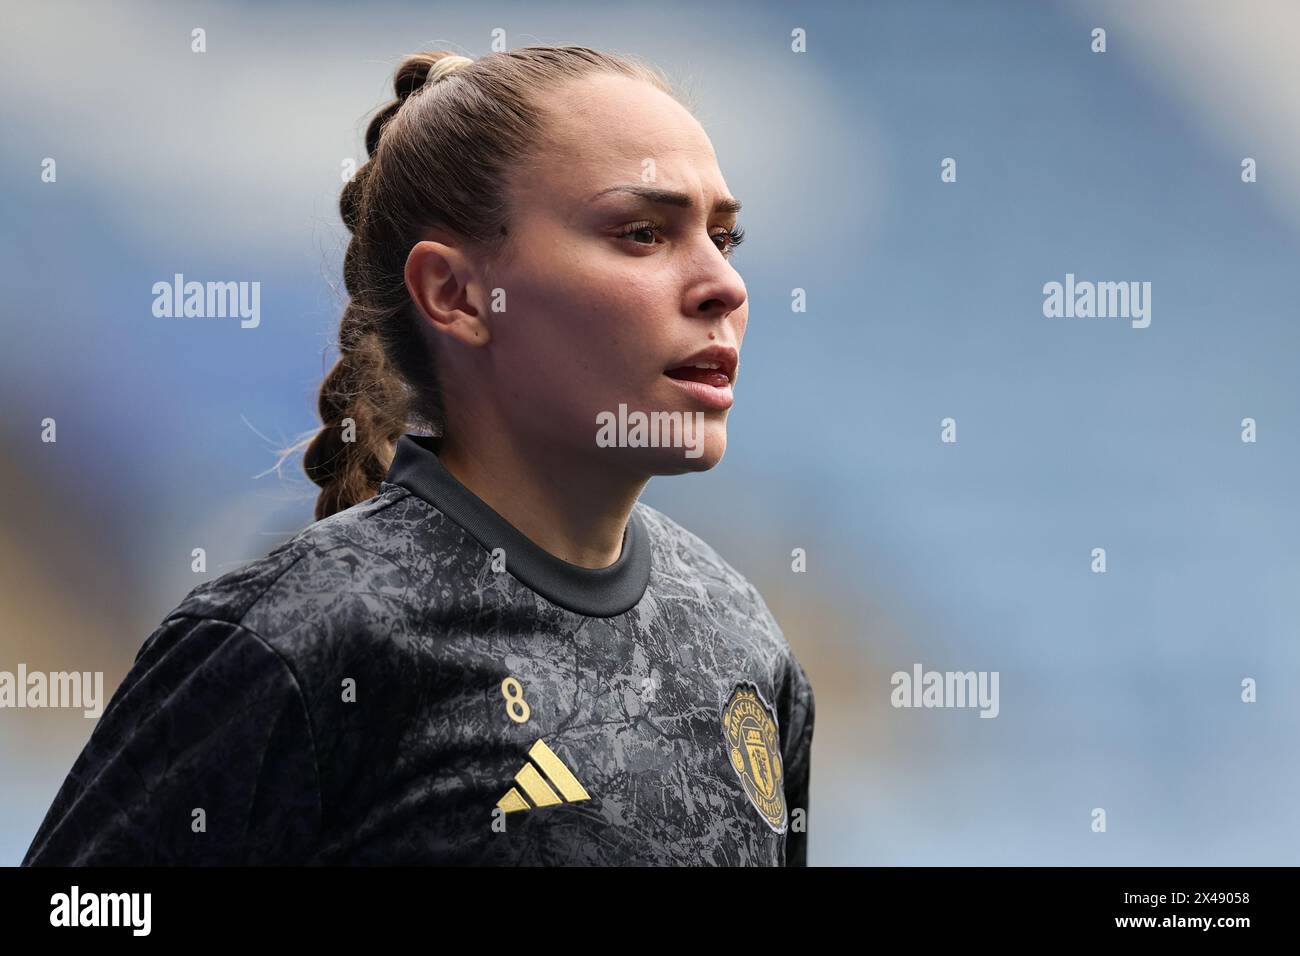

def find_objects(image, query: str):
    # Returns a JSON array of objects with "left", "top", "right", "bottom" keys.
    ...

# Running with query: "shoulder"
[
  {"left": 633, "top": 499, "right": 814, "bottom": 735},
  {"left": 632, "top": 499, "right": 786, "bottom": 646},
  {"left": 633, "top": 500, "right": 766, "bottom": 602},
  {"left": 156, "top": 486, "right": 429, "bottom": 664}
]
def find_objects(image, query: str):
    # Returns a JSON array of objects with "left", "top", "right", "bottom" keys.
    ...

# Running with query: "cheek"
[{"left": 504, "top": 252, "right": 672, "bottom": 383}]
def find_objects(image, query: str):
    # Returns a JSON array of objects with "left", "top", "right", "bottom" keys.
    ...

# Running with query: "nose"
[{"left": 689, "top": 252, "right": 747, "bottom": 321}]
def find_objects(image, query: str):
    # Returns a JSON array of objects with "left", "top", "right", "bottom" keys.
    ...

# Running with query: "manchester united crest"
[{"left": 721, "top": 681, "right": 787, "bottom": 833}]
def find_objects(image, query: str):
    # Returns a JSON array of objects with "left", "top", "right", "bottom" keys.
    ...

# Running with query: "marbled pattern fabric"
[{"left": 23, "top": 475, "right": 815, "bottom": 866}]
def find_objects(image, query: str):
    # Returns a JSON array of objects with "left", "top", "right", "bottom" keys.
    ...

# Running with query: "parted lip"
[{"left": 663, "top": 345, "right": 738, "bottom": 383}]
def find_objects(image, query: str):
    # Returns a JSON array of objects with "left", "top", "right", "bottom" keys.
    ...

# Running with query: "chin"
[
  {"left": 590, "top": 400, "right": 731, "bottom": 474},
  {"left": 640, "top": 428, "right": 728, "bottom": 475}
]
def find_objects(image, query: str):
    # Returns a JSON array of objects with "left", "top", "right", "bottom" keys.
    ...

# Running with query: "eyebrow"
[{"left": 589, "top": 184, "right": 742, "bottom": 215}]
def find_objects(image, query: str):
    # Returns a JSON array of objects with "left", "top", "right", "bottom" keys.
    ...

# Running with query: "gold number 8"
[{"left": 501, "top": 676, "right": 530, "bottom": 724}]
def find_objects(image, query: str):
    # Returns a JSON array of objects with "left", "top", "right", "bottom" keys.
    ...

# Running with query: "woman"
[{"left": 22, "top": 46, "right": 815, "bottom": 866}]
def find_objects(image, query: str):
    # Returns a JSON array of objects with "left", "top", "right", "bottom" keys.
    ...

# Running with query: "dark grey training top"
[{"left": 22, "top": 434, "right": 815, "bottom": 866}]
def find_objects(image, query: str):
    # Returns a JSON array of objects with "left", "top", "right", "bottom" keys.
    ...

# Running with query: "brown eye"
[{"left": 617, "top": 221, "right": 663, "bottom": 246}]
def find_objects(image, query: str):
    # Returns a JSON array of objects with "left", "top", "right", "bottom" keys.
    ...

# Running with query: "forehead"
[{"left": 526, "top": 73, "right": 727, "bottom": 204}]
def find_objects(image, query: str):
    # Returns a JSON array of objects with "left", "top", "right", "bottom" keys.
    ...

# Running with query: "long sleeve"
[
  {"left": 21, "top": 615, "right": 322, "bottom": 866},
  {"left": 780, "top": 656, "right": 815, "bottom": 867}
]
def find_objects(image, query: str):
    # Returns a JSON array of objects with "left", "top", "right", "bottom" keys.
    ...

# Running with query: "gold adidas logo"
[{"left": 497, "top": 739, "right": 591, "bottom": 813}]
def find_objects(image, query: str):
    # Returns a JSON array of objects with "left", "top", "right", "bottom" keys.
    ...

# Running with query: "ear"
[{"left": 404, "top": 239, "right": 492, "bottom": 346}]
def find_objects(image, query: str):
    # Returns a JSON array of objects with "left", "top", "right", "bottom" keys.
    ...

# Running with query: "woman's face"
[{"left": 472, "top": 72, "right": 749, "bottom": 476}]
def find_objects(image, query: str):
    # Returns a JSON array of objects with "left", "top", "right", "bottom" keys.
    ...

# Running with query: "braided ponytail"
[
  {"left": 302, "top": 53, "right": 464, "bottom": 521},
  {"left": 294, "top": 47, "right": 675, "bottom": 520}
]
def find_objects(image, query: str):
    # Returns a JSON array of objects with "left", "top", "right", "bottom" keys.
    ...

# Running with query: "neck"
[{"left": 434, "top": 428, "right": 647, "bottom": 570}]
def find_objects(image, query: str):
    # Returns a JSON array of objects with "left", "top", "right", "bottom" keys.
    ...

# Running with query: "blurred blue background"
[{"left": 3, "top": 0, "right": 1298, "bottom": 865}]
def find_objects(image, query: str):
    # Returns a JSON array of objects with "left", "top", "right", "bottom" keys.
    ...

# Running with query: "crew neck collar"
[{"left": 382, "top": 434, "right": 651, "bottom": 618}]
